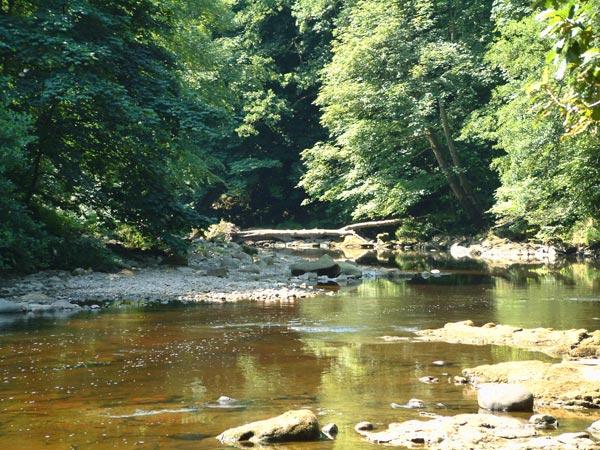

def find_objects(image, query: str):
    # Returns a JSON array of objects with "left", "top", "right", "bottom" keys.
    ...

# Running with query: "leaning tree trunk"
[
  {"left": 439, "top": 103, "right": 481, "bottom": 217},
  {"left": 424, "top": 127, "right": 482, "bottom": 226}
]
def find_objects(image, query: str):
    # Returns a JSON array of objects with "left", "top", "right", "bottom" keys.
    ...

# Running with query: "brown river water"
[{"left": 2, "top": 256, "right": 600, "bottom": 449}]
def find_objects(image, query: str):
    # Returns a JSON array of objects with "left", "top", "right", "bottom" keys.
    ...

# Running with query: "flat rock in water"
[
  {"left": 290, "top": 255, "right": 341, "bottom": 278},
  {"left": 415, "top": 320, "right": 590, "bottom": 359},
  {"left": 477, "top": 383, "right": 534, "bottom": 412},
  {"left": 464, "top": 360, "right": 600, "bottom": 409},
  {"left": 355, "top": 413, "right": 598, "bottom": 449},
  {"left": 216, "top": 409, "right": 321, "bottom": 444}
]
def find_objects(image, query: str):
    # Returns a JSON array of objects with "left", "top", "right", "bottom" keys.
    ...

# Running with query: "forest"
[{"left": 0, "top": 0, "right": 599, "bottom": 272}]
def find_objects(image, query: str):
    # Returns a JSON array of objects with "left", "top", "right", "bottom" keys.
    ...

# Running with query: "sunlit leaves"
[
  {"left": 301, "top": 0, "right": 496, "bottom": 225},
  {"left": 533, "top": 0, "right": 600, "bottom": 134}
]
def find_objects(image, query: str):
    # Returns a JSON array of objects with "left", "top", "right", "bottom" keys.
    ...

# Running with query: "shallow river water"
[{"left": 2, "top": 256, "right": 600, "bottom": 449}]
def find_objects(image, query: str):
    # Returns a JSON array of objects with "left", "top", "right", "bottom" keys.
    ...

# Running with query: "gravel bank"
[{"left": 0, "top": 242, "right": 329, "bottom": 311}]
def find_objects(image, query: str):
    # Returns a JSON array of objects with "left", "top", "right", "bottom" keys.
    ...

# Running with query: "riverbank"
[{"left": 0, "top": 241, "right": 331, "bottom": 310}]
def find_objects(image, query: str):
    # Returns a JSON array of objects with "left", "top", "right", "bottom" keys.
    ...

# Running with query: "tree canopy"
[{"left": 1, "top": 0, "right": 600, "bottom": 271}]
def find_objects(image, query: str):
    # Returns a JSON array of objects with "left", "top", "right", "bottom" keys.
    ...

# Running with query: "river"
[{"left": 1, "top": 255, "right": 600, "bottom": 449}]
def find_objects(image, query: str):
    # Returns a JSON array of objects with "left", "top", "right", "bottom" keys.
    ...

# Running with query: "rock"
[
  {"left": 321, "top": 423, "right": 338, "bottom": 439},
  {"left": 50, "top": 300, "right": 81, "bottom": 310},
  {"left": 391, "top": 399, "right": 425, "bottom": 409},
  {"left": 219, "top": 256, "right": 240, "bottom": 269},
  {"left": 570, "top": 330, "right": 600, "bottom": 359},
  {"left": 217, "top": 410, "right": 320, "bottom": 444},
  {"left": 355, "top": 414, "right": 539, "bottom": 448},
  {"left": 558, "top": 432, "right": 590, "bottom": 442},
  {"left": 415, "top": 321, "right": 589, "bottom": 359},
  {"left": 239, "top": 265, "right": 261, "bottom": 274},
  {"left": 240, "top": 244, "right": 259, "bottom": 255},
  {"left": 529, "top": 414, "right": 558, "bottom": 429},
  {"left": 206, "top": 268, "right": 228, "bottom": 278},
  {"left": 477, "top": 383, "right": 534, "bottom": 412},
  {"left": 432, "top": 360, "right": 446, "bottom": 366},
  {"left": 507, "top": 434, "right": 597, "bottom": 450},
  {"left": 419, "top": 376, "right": 439, "bottom": 384},
  {"left": 19, "top": 292, "right": 53, "bottom": 303},
  {"left": 355, "top": 421, "right": 374, "bottom": 433},
  {"left": 290, "top": 255, "right": 341, "bottom": 278},
  {"left": 27, "top": 303, "right": 54, "bottom": 312},
  {"left": 464, "top": 360, "right": 600, "bottom": 409},
  {"left": 0, "top": 299, "right": 23, "bottom": 314},
  {"left": 260, "top": 254, "right": 276, "bottom": 265},
  {"left": 337, "top": 261, "right": 362, "bottom": 277},
  {"left": 161, "top": 253, "right": 188, "bottom": 266},
  {"left": 586, "top": 420, "right": 600, "bottom": 438}
]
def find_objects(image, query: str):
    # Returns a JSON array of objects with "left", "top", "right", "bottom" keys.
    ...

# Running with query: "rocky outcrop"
[
  {"left": 355, "top": 414, "right": 597, "bottom": 449},
  {"left": 464, "top": 360, "right": 600, "bottom": 409},
  {"left": 216, "top": 409, "right": 321, "bottom": 444},
  {"left": 477, "top": 383, "right": 534, "bottom": 412}
]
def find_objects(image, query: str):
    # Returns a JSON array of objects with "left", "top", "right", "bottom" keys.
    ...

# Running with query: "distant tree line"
[{"left": 1, "top": 0, "right": 599, "bottom": 271}]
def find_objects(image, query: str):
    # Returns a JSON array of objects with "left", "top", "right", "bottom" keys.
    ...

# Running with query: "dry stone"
[
  {"left": 216, "top": 409, "right": 321, "bottom": 444},
  {"left": 477, "top": 383, "right": 534, "bottom": 412},
  {"left": 356, "top": 414, "right": 598, "bottom": 449}
]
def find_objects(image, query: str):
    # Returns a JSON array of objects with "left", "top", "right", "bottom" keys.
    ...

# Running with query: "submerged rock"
[
  {"left": 321, "top": 423, "right": 338, "bottom": 439},
  {"left": 529, "top": 414, "right": 558, "bottom": 429},
  {"left": 477, "top": 383, "right": 534, "bottom": 412},
  {"left": 216, "top": 409, "right": 321, "bottom": 444}
]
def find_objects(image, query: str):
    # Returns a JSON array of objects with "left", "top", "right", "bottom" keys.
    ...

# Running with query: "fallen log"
[{"left": 231, "top": 219, "right": 402, "bottom": 243}]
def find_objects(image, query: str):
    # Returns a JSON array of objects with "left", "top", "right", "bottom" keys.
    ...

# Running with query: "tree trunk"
[
  {"left": 439, "top": 103, "right": 481, "bottom": 216},
  {"left": 231, "top": 219, "right": 403, "bottom": 242},
  {"left": 425, "top": 127, "right": 482, "bottom": 225},
  {"left": 25, "top": 105, "right": 56, "bottom": 206}
]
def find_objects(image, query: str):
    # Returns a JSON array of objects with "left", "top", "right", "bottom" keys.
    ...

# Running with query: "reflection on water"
[{"left": 0, "top": 257, "right": 600, "bottom": 449}]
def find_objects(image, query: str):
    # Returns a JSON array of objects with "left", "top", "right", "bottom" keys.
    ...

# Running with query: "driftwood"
[{"left": 232, "top": 219, "right": 402, "bottom": 243}]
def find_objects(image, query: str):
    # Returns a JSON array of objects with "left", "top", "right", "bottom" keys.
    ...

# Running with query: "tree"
[
  {"left": 0, "top": 0, "right": 230, "bottom": 270},
  {"left": 532, "top": 0, "right": 600, "bottom": 134},
  {"left": 301, "top": 0, "right": 497, "bottom": 229},
  {"left": 204, "top": 0, "right": 340, "bottom": 227},
  {"left": 464, "top": 0, "right": 600, "bottom": 242}
]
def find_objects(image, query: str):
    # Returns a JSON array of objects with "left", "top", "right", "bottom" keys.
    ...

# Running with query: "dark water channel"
[{"left": 2, "top": 256, "right": 600, "bottom": 449}]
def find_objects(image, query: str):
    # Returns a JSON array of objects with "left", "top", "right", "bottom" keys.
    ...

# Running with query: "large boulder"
[
  {"left": 477, "top": 383, "right": 534, "bottom": 412},
  {"left": 290, "top": 255, "right": 341, "bottom": 278},
  {"left": 217, "top": 409, "right": 321, "bottom": 444}
]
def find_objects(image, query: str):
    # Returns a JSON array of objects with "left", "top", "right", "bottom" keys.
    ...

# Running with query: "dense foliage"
[{"left": 1, "top": 0, "right": 599, "bottom": 271}]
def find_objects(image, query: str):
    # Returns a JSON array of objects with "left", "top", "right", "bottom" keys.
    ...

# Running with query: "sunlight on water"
[{"left": 0, "top": 258, "right": 599, "bottom": 448}]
